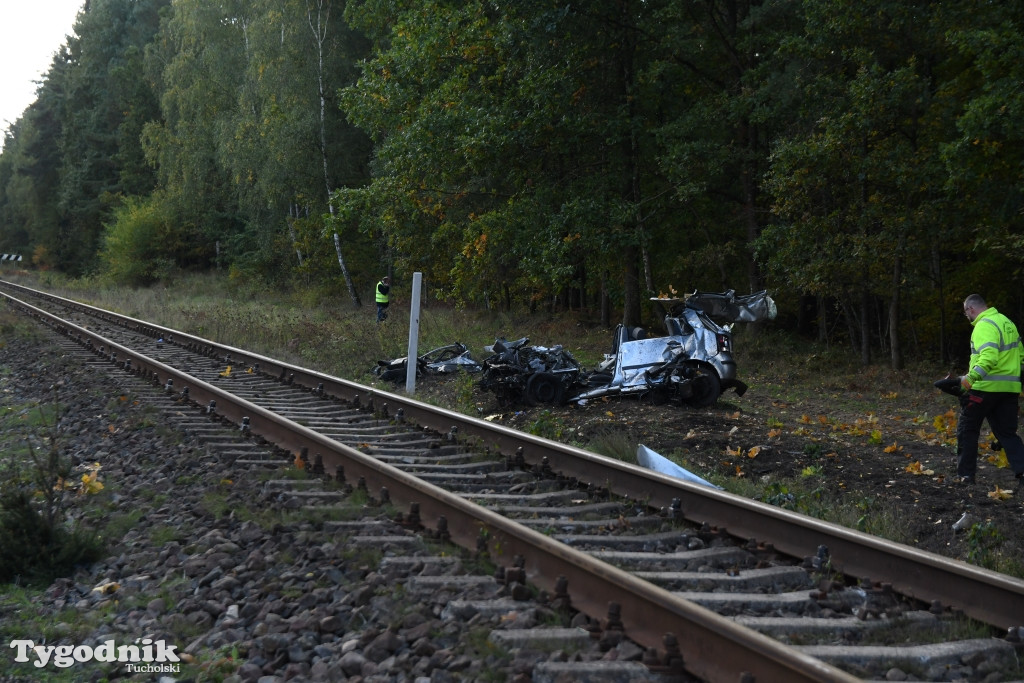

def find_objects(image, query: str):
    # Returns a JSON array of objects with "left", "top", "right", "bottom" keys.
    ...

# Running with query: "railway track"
[{"left": 2, "top": 279, "right": 1023, "bottom": 682}]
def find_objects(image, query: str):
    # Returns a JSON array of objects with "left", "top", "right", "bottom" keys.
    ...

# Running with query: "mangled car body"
[
  {"left": 477, "top": 337, "right": 583, "bottom": 406},
  {"left": 576, "top": 290, "right": 776, "bottom": 407}
]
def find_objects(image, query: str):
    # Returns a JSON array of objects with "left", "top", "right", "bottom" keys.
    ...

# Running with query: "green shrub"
[
  {"left": 0, "top": 396, "right": 105, "bottom": 587},
  {"left": 0, "top": 489, "right": 103, "bottom": 586},
  {"left": 99, "top": 193, "right": 209, "bottom": 286}
]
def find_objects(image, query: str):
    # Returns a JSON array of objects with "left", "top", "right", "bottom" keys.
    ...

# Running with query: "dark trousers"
[
  {"left": 956, "top": 390, "right": 1024, "bottom": 478},
  {"left": 376, "top": 303, "right": 389, "bottom": 322}
]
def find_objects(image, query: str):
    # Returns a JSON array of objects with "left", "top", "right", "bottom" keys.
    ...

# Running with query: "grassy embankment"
[{"left": 8, "top": 269, "right": 1023, "bottom": 580}]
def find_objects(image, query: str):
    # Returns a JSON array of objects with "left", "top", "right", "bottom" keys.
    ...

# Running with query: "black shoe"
[{"left": 958, "top": 476, "right": 976, "bottom": 485}]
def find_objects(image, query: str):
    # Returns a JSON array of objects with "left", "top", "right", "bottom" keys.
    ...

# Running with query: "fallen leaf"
[
  {"left": 904, "top": 461, "right": 934, "bottom": 476},
  {"left": 987, "top": 450, "right": 1009, "bottom": 468},
  {"left": 988, "top": 486, "right": 1013, "bottom": 501}
]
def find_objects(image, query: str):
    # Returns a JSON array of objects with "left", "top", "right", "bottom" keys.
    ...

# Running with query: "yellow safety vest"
[{"left": 968, "top": 307, "right": 1023, "bottom": 393}]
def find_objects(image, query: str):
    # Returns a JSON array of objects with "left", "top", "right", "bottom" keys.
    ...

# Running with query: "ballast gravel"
[{"left": 0, "top": 332, "right": 678, "bottom": 683}]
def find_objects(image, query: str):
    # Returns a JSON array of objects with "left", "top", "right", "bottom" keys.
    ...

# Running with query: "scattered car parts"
[{"left": 374, "top": 342, "right": 481, "bottom": 382}]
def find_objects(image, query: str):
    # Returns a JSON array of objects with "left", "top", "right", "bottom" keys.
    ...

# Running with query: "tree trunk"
[
  {"left": 740, "top": 119, "right": 764, "bottom": 294},
  {"left": 601, "top": 270, "right": 611, "bottom": 327},
  {"left": 642, "top": 244, "right": 653, "bottom": 294},
  {"left": 614, "top": 1, "right": 643, "bottom": 328},
  {"left": 288, "top": 204, "right": 303, "bottom": 267},
  {"left": 308, "top": 0, "right": 359, "bottom": 306},
  {"left": 840, "top": 297, "right": 859, "bottom": 354},
  {"left": 889, "top": 235, "right": 905, "bottom": 370},
  {"left": 931, "top": 242, "right": 949, "bottom": 365},
  {"left": 860, "top": 287, "right": 871, "bottom": 366},
  {"left": 333, "top": 232, "right": 360, "bottom": 306},
  {"left": 817, "top": 296, "right": 827, "bottom": 344},
  {"left": 622, "top": 247, "right": 642, "bottom": 327}
]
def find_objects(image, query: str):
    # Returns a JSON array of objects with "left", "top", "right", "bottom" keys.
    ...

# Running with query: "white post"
[{"left": 405, "top": 272, "right": 423, "bottom": 394}]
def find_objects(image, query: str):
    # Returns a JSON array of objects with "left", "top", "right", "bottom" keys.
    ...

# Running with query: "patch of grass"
[
  {"left": 101, "top": 509, "right": 145, "bottom": 542},
  {"left": 452, "top": 372, "right": 478, "bottom": 415},
  {"left": 463, "top": 625, "right": 513, "bottom": 670},
  {"left": 12, "top": 271, "right": 616, "bottom": 392},
  {"left": 149, "top": 524, "right": 181, "bottom": 545},
  {"left": 964, "top": 521, "right": 1011, "bottom": 571},
  {"left": 525, "top": 410, "right": 567, "bottom": 440},
  {"left": 0, "top": 304, "right": 42, "bottom": 342},
  {"left": 275, "top": 465, "right": 310, "bottom": 480},
  {"left": 586, "top": 428, "right": 638, "bottom": 463},
  {"left": 200, "top": 491, "right": 232, "bottom": 519}
]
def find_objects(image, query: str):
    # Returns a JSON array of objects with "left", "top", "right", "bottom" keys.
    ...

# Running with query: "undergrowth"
[{"left": 0, "top": 387, "right": 105, "bottom": 586}]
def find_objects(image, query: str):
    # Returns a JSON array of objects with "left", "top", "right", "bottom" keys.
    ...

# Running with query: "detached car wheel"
[
  {"left": 379, "top": 366, "right": 406, "bottom": 382},
  {"left": 526, "top": 372, "right": 564, "bottom": 405}
]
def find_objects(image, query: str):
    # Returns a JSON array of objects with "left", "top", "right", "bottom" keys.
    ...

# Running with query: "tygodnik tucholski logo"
[{"left": 9, "top": 638, "right": 181, "bottom": 673}]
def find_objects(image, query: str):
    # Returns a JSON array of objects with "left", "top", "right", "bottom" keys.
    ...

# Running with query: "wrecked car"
[
  {"left": 374, "top": 342, "right": 481, "bottom": 382},
  {"left": 477, "top": 337, "right": 584, "bottom": 406},
  {"left": 575, "top": 289, "right": 776, "bottom": 408}
]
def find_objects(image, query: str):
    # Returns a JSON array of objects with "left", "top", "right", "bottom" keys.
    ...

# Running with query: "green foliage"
[
  {"left": 100, "top": 194, "right": 200, "bottom": 285},
  {"left": 965, "top": 521, "right": 1004, "bottom": 569},
  {"left": 4, "top": 0, "right": 1024, "bottom": 364},
  {"left": 0, "top": 397, "right": 104, "bottom": 586},
  {"left": 526, "top": 410, "right": 566, "bottom": 440},
  {"left": 0, "top": 490, "right": 103, "bottom": 586}
]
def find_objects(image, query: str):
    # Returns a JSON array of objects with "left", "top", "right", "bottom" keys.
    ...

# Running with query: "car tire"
[
  {"left": 682, "top": 365, "right": 721, "bottom": 407},
  {"left": 526, "top": 372, "right": 564, "bottom": 405},
  {"left": 379, "top": 367, "right": 405, "bottom": 382}
]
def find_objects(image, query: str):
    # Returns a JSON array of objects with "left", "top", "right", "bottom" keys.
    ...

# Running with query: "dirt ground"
[{"left": 402, "top": 364, "right": 1024, "bottom": 577}]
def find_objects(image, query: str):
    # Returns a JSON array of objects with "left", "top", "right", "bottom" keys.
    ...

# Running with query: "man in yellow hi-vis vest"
[
  {"left": 375, "top": 276, "right": 390, "bottom": 323},
  {"left": 958, "top": 293, "right": 1024, "bottom": 489}
]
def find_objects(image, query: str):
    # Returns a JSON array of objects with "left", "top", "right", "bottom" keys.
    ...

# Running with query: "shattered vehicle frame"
[
  {"left": 575, "top": 290, "right": 776, "bottom": 408},
  {"left": 477, "top": 337, "right": 584, "bottom": 406}
]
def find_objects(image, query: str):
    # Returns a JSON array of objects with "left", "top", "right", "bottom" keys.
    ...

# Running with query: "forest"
[{"left": 0, "top": 0, "right": 1022, "bottom": 369}]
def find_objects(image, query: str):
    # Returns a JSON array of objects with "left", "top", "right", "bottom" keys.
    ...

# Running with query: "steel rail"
[
  {"left": 0, "top": 289, "right": 863, "bottom": 682},
  {"left": 4, "top": 281, "right": 1024, "bottom": 634}
]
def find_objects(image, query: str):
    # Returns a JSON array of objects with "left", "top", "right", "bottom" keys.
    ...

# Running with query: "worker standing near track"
[
  {"left": 375, "top": 276, "right": 391, "bottom": 323},
  {"left": 957, "top": 293, "right": 1024, "bottom": 489}
]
